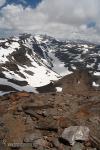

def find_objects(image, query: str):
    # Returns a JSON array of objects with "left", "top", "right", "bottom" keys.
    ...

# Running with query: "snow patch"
[
  {"left": 93, "top": 72, "right": 100, "bottom": 76},
  {"left": 0, "top": 78, "right": 38, "bottom": 93},
  {"left": 92, "top": 82, "right": 99, "bottom": 87},
  {"left": 48, "top": 52, "right": 72, "bottom": 76},
  {"left": 35, "top": 35, "right": 43, "bottom": 44},
  {"left": 56, "top": 87, "right": 63, "bottom": 92}
]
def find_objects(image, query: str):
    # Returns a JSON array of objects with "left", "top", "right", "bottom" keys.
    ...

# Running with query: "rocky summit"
[
  {"left": 0, "top": 34, "right": 100, "bottom": 150},
  {"left": 0, "top": 71, "right": 100, "bottom": 150}
]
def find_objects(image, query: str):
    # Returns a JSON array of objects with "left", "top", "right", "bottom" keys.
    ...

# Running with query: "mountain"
[{"left": 0, "top": 33, "right": 100, "bottom": 95}]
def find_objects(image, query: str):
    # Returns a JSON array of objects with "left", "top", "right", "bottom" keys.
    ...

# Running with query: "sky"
[{"left": 0, "top": 0, "right": 100, "bottom": 42}]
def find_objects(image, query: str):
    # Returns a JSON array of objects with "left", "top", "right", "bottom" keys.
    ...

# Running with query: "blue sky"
[
  {"left": 6, "top": 0, "right": 42, "bottom": 7},
  {"left": 87, "top": 21, "right": 96, "bottom": 28},
  {"left": 0, "top": 0, "right": 100, "bottom": 42}
]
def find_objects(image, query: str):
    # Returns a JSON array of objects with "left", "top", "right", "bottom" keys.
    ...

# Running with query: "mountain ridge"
[{"left": 0, "top": 33, "right": 100, "bottom": 95}]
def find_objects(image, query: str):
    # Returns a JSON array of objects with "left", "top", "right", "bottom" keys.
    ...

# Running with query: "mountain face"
[{"left": 0, "top": 34, "right": 100, "bottom": 95}]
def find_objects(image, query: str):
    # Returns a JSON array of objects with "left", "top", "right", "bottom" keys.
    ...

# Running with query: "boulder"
[
  {"left": 61, "top": 126, "right": 90, "bottom": 145},
  {"left": 23, "top": 132, "right": 42, "bottom": 143}
]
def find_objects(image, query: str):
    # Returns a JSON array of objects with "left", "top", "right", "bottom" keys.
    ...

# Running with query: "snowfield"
[{"left": 0, "top": 34, "right": 100, "bottom": 95}]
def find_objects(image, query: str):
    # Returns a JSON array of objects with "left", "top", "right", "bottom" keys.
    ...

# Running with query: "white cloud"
[
  {"left": 0, "top": 0, "right": 6, "bottom": 7},
  {"left": 0, "top": 0, "right": 100, "bottom": 42}
]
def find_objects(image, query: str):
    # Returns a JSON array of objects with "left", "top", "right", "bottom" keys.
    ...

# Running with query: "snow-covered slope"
[{"left": 0, "top": 34, "right": 100, "bottom": 95}]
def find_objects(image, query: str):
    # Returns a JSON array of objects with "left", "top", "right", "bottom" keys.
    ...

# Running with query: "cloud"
[
  {"left": 0, "top": 0, "right": 100, "bottom": 42},
  {"left": 0, "top": 0, "right": 6, "bottom": 7}
]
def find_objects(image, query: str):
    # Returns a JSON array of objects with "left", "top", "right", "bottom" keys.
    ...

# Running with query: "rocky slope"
[
  {"left": 0, "top": 34, "right": 100, "bottom": 95},
  {"left": 0, "top": 81, "right": 100, "bottom": 150}
]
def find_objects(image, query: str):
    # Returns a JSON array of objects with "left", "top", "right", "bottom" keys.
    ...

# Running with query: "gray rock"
[
  {"left": 24, "top": 109, "right": 39, "bottom": 119},
  {"left": 25, "top": 116, "right": 33, "bottom": 125},
  {"left": 17, "top": 105, "right": 23, "bottom": 112},
  {"left": 61, "top": 126, "right": 90, "bottom": 146},
  {"left": 32, "top": 138, "right": 48, "bottom": 149},
  {"left": 23, "top": 132, "right": 42, "bottom": 143}
]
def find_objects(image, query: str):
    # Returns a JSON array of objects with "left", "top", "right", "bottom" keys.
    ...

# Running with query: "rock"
[
  {"left": 36, "top": 110, "right": 48, "bottom": 117},
  {"left": 24, "top": 109, "right": 39, "bottom": 119},
  {"left": 52, "top": 138, "right": 60, "bottom": 148},
  {"left": 23, "top": 132, "right": 42, "bottom": 143},
  {"left": 22, "top": 103, "right": 54, "bottom": 111},
  {"left": 32, "top": 138, "right": 49, "bottom": 149},
  {"left": 61, "top": 126, "right": 90, "bottom": 146},
  {"left": 25, "top": 116, "right": 33, "bottom": 125},
  {"left": 36, "top": 118, "right": 58, "bottom": 132},
  {"left": 17, "top": 105, "right": 23, "bottom": 112}
]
